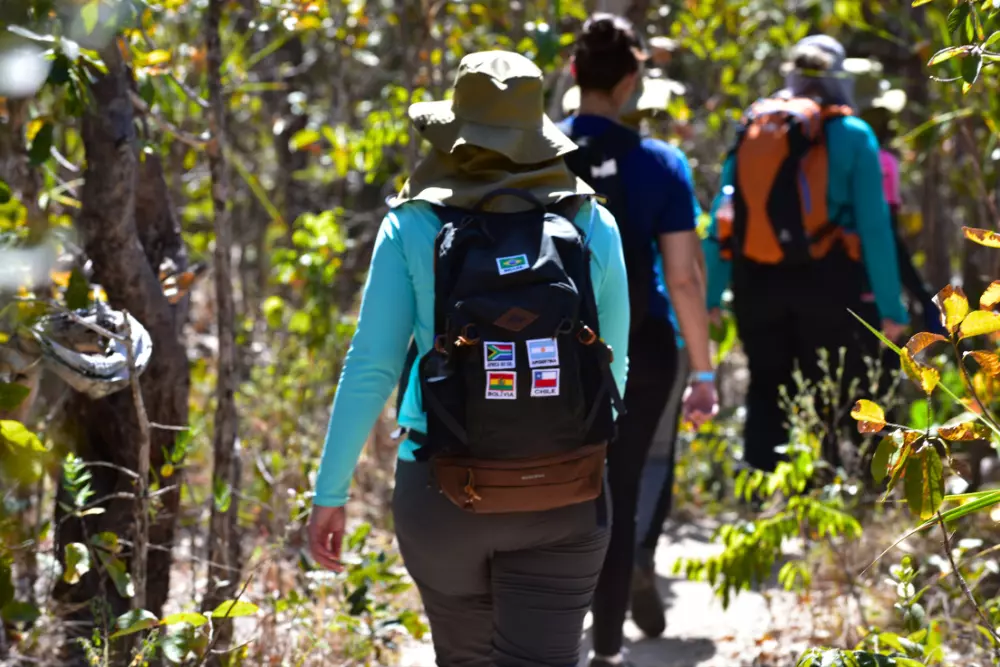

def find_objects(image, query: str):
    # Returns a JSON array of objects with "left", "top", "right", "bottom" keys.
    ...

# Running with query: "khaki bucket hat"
[{"left": 408, "top": 50, "right": 578, "bottom": 165}]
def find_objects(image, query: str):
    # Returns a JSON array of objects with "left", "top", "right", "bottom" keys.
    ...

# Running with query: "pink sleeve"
[{"left": 879, "top": 150, "right": 901, "bottom": 206}]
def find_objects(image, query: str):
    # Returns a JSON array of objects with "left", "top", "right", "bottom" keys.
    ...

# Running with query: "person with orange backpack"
[{"left": 704, "top": 35, "right": 908, "bottom": 473}]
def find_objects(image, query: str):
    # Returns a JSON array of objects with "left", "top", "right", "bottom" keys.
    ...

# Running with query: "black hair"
[{"left": 573, "top": 13, "right": 644, "bottom": 93}]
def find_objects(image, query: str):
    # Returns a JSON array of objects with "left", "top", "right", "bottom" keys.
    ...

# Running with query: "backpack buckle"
[
  {"left": 455, "top": 324, "right": 480, "bottom": 348},
  {"left": 577, "top": 325, "right": 598, "bottom": 345}
]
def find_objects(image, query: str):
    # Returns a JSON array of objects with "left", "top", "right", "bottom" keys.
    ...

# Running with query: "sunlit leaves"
[
  {"left": 1, "top": 420, "right": 44, "bottom": 452},
  {"left": 901, "top": 348, "right": 941, "bottom": 395},
  {"left": 938, "top": 421, "right": 989, "bottom": 441},
  {"left": 161, "top": 611, "right": 209, "bottom": 627},
  {"left": 0, "top": 180, "right": 10, "bottom": 205},
  {"left": 289, "top": 128, "right": 321, "bottom": 151},
  {"left": 110, "top": 609, "right": 159, "bottom": 639},
  {"left": 934, "top": 285, "right": 969, "bottom": 334},
  {"left": 905, "top": 446, "right": 944, "bottom": 520},
  {"left": 966, "top": 350, "right": 1000, "bottom": 375},
  {"left": 211, "top": 600, "right": 259, "bottom": 618},
  {"left": 964, "top": 226, "right": 1000, "bottom": 248},
  {"left": 959, "top": 309, "right": 1000, "bottom": 338},
  {"left": 63, "top": 543, "right": 91, "bottom": 585},
  {"left": 927, "top": 45, "right": 970, "bottom": 65},
  {"left": 980, "top": 281, "right": 1000, "bottom": 309},
  {"left": 90, "top": 532, "right": 134, "bottom": 599},
  {"left": 904, "top": 332, "right": 947, "bottom": 357},
  {"left": 851, "top": 399, "right": 886, "bottom": 433},
  {"left": 81, "top": 0, "right": 101, "bottom": 34}
]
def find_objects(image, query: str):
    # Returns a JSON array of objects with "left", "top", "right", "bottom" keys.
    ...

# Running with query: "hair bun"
[{"left": 581, "top": 14, "right": 625, "bottom": 52}]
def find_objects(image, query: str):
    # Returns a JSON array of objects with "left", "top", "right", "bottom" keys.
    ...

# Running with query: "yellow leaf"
[
  {"left": 144, "top": 49, "right": 172, "bottom": 66},
  {"left": 901, "top": 348, "right": 941, "bottom": 395},
  {"left": 963, "top": 226, "right": 1000, "bottom": 248},
  {"left": 960, "top": 309, "right": 1000, "bottom": 339},
  {"left": 160, "top": 463, "right": 174, "bottom": 478},
  {"left": 905, "top": 332, "right": 947, "bottom": 357},
  {"left": 981, "top": 281, "right": 1000, "bottom": 309},
  {"left": 934, "top": 285, "right": 969, "bottom": 334},
  {"left": 25, "top": 118, "right": 46, "bottom": 143},
  {"left": 966, "top": 350, "right": 1000, "bottom": 376},
  {"left": 49, "top": 270, "right": 72, "bottom": 287},
  {"left": 851, "top": 399, "right": 886, "bottom": 433}
]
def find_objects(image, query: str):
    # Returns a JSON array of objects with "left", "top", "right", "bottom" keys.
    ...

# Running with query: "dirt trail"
[{"left": 399, "top": 517, "right": 812, "bottom": 667}]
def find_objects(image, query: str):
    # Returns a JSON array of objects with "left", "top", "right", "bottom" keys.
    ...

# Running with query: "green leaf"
[
  {"left": 1, "top": 420, "right": 45, "bottom": 451},
  {"left": 81, "top": 0, "right": 101, "bottom": 34},
  {"left": 93, "top": 548, "right": 134, "bottom": 599},
  {"left": 961, "top": 52, "right": 984, "bottom": 87},
  {"left": 928, "top": 45, "right": 970, "bottom": 65},
  {"left": 347, "top": 522, "right": 372, "bottom": 551},
  {"left": 0, "top": 383, "right": 31, "bottom": 412},
  {"left": 289, "top": 129, "right": 321, "bottom": 151},
  {"left": 65, "top": 267, "right": 91, "bottom": 310},
  {"left": 0, "top": 561, "right": 13, "bottom": 609},
  {"left": 63, "top": 542, "right": 91, "bottom": 585},
  {"left": 904, "top": 447, "right": 945, "bottom": 520},
  {"left": 288, "top": 310, "right": 311, "bottom": 334},
  {"left": 210, "top": 600, "right": 259, "bottom": 618},
  {"left": 261, "top": 295, "right": 285, "bottom": 329},
  {"left": 985, "top": 30, "right": 1000, "bottom": 49},
  {"left": 1, "top": 600, "right": 41, "bottom": 625},
  {"left": 28, "top": 122, "right": 54, "bottom": 166},
  {"left": 160, "top": 612, "right": 209, "bottom": 628},
  {"left": 110, "top": 609, "right": 159, "bottom": 639},
  {"left": 0, "top": 180, "right": 11, "bottom": 204},
  {"left": 872, "top": 436, "right": 897, "bottom": 484},
  {"left": 948, "top": 3, "right": 971, "bottom": 35},
  {"left": 912, "top": 0, "right": 934, "bottom": 6}
]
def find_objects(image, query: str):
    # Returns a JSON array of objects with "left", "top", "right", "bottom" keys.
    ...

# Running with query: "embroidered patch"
[
  {"left": 483, "top": 341, "right": 515, "bottom": 369},
  {"left": 530, "top": 369, "right": 560, "bottom": 397},
  {"left": 485, "top": 371, "right": 517, "bottom": 400},
  {"left": 493, "top": 307, "right": 539, "bottom": 332},
  {"left": 496, "top": 254, "right": 530, "bottom": 276},
  {"left": 526, "top": 338, "right": 559, "bottom": 368}
]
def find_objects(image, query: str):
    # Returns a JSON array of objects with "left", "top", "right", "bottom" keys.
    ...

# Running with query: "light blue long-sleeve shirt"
[
  {"left": 703, "top": 115, "right": 908, "bottom": 324},
  {"left": 313, "top": 199, "right": 631, "bottom": 507}
]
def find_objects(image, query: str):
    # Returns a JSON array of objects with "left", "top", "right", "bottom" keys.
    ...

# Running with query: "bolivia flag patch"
[{"left": 486, "top": 371, "right": 517, "bottom": 400}]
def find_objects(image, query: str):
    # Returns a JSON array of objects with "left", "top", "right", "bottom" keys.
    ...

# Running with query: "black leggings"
[{"left": 591, "top": 317, "right": 678, "bottom": 656}]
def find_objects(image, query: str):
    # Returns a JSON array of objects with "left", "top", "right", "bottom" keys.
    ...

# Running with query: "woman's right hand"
[{"left": 308, "top": 505, "right": 346, "bottom": 572}]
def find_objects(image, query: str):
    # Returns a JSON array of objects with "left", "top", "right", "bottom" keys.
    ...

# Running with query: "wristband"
[{"left": 690, "top": 370, "right": 716, "bottom": 384}]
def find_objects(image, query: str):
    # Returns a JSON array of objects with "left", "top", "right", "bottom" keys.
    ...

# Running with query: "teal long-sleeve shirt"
[
  {"left": 313, "top": 199, "right": 631, "bottom": 508},
  {"left": 703, "top": 115, "right": 909, "bottom": 325}
]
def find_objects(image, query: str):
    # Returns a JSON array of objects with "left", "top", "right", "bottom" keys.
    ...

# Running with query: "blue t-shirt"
[{"left": 560, "top": 115, "right": 698, "bottom": 323}]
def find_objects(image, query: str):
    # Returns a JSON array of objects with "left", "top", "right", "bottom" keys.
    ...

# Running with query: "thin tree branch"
[{"left": 937, "top": 511, "right": 1000, "bottom": 656}]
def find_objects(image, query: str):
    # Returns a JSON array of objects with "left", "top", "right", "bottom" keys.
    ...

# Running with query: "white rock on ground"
[{"left": 399, "top": 517, "right": 809, "bottom": 667}]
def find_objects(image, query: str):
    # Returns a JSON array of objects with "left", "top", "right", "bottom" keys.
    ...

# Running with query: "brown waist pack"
[{"left": 432, "top": 443, "right": 607, "bottom": 514}]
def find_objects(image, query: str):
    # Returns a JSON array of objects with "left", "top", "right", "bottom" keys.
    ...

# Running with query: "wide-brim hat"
[
  {"left": 409, "top": 50, "right": 578, "bottom": 165},
  {"left": 562, "top": 76, "right": 686, "bottom": 120}
]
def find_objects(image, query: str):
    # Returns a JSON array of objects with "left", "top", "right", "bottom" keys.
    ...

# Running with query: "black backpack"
[{"left": 563, "top": 122, "right": 650, "bottom": 329}]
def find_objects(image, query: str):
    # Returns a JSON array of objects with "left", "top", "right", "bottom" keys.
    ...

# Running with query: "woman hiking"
[
  {"left": 559, "top": 14, "right": 719, "bottom": 666},
  {"left": 308, "top": 50, "right": 632, "bottom": 667}
]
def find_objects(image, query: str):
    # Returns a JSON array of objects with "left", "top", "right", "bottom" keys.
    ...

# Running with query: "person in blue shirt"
[
  {"left": 703, "top": 35, "right": 908, "bottom": 474},
  {"left": 307, "top": 50, "right": 631, "bottom": 666},
  {"left": 559, "top": 14, "right": 718, "bottom": 667}
]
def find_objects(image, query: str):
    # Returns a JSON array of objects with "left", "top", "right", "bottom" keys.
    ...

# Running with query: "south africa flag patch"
[
  {"left": 485, "top": 371, "right": 517, "bottom": 400},
  {"left": 496, "top": 253, "right": 529, "bottom": 276},
  {"left": 484, "top": 341, "right": 515, "bottom": 369}
]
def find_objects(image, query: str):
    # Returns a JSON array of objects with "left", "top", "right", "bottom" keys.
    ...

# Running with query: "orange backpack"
[{"left": 718, "top": 96, "right": 861, "bottom": 265}]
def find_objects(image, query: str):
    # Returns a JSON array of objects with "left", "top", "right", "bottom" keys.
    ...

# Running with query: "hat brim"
[
  {"left": 562, "top": 78, "right": 686, "bottom": 119},
  {"left": 409, "top": 100, "right": 578, "bottom": 165}
]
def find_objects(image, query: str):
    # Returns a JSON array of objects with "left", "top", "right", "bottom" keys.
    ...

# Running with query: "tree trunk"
[
  {"left": 202, "top": 0, "right": 242, "bottom": 660},
  {"left": 53, "top": 40, "right": 190, "bottom": 665}
]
